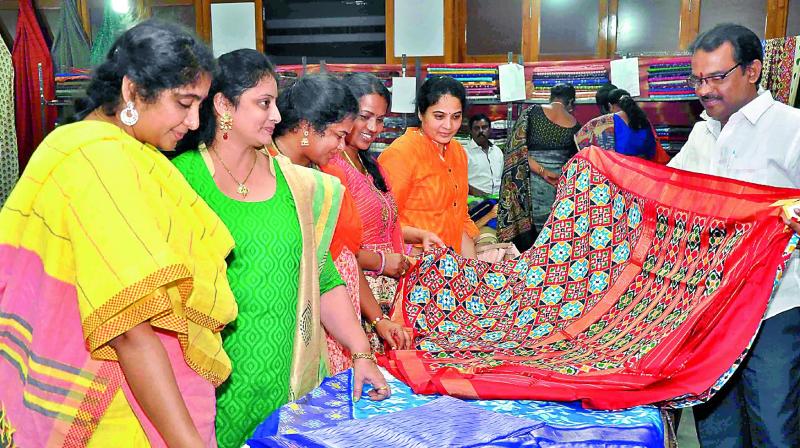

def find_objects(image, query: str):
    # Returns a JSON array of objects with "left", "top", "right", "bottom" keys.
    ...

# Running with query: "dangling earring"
[
  {"left": 120, "top": 101, "right": 139, "bottom": 126},
  {"left": 300, "top": 129, "right": 310, "bottom": 147},
  {"left": 219, "top": 112, "right": 233, "bottom": 140}
]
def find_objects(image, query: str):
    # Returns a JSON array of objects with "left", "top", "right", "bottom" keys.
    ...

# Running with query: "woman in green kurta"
[{"left": 174, "top": 49, "right": 390, "bottom": 448}]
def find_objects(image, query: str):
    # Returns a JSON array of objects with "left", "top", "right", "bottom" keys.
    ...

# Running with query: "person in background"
[
  {"left": 175, "top": 58, "right": 389, "bottom": 448},
  {"left": 669, "top": 23, "right": 800, "bottom": 447},
  {"left": 379, "top": 76, "right": 479, "bottom": 258},
  {"left": 0, "top": 20, "right": 229, "bottom": 447},
  {"left": 464, "top": 113, "right": 504, "bottom": 239},
  {"left": 595, "top": 82, "right": 618, "bottom": 115},
  {"left": 497, "top": 83, "right": 580, "bottom": 252},
  {"left": 321, "top": 72, "right": 440, "bottom": 352},
  {"left": 466, "top": 113, "right": 503, "bottom": 198},
  {"left": 575, "top": 88, "right": 663, "bottom": 160}
]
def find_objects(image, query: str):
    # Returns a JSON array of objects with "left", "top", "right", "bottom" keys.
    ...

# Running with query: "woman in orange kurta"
[{"left": 379, "top": 76, "right": 479, "bottom": 257}]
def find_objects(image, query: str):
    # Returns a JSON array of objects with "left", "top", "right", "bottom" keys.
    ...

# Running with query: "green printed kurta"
[{"left": 173, "top": 149, "right": 343, "bottom": 448}]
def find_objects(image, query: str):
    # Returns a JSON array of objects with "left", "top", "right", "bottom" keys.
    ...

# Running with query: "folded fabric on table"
[{"left": 247, "top": 368, "right": 666, "bottom": 448}]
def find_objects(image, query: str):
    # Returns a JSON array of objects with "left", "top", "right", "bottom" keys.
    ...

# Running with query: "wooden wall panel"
[
  {"left": 385, "top": 0, "right": 458, "bottom": 65},
  {"left": 766, "top": 0, "right": 789, "bottom": 38}
]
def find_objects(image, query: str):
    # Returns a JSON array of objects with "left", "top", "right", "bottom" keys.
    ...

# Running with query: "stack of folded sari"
[
  {"left": 531, "top": 64, "right": 609, "bottom": 101},
  {"left": 647, "top": 58, "right": 694, "bottom": 99},
  {"left": 427, "top": 65, "right": 499, "bottom": 101},
  {"left": 654, "top": 125, "right": 692, "bottom": 156},
  {"left": 490, "top": 119, "right": 507, "bottom": 150}
]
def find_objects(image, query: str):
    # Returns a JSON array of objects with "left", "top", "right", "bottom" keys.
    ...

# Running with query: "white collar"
[
  {"left": 700, "top": 90, "right": 774, "bottom": 126},
  {"left": 738, "top": 90, "right": 774, "bottom": 125},
  {"left": 468, "top": 138, "right": 496, "bottom": 152}
]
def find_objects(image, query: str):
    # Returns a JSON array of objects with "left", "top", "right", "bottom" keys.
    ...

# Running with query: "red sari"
[
  {"left": 12, "top": 0, "right": 57, "bottom": 170},
  {"left": 383, "top": 147, "right": 799, "bottom": 410}
]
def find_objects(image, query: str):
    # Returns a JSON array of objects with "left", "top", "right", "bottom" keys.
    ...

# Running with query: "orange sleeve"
[
  {"left": 377, "top": 143, "right": 413, "bottom": 220},
  {"left": 324, "top": 164, "right": 363, "bottom": 259},
  {"left": 464, "top": 214, "right": 480, "bottom": 237},
  {"left": 453, "top": 145, "right": 480, "bottom": 238}
]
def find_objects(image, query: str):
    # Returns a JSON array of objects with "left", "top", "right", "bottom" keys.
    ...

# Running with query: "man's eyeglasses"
[{"left": 686, "top": 63, "right": 742, "bottom": 88}]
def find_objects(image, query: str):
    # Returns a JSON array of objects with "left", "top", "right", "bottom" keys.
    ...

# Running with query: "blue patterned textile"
[{"left": 248, "top": 369, "right": 665, "bottom": 447}]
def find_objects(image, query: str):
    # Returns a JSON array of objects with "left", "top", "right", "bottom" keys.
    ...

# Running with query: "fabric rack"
[
  {"left": 427, "top": 64, "right": 499, "bottom": 102},
  {"left": 654, "top": 125, "right": 692, "bottom": 156},
  {"left": 530, "top": 63, "right": 610, "bottom": 101},
  {"left": 647, "top": 57, "right": 694, "bottom": 100}
]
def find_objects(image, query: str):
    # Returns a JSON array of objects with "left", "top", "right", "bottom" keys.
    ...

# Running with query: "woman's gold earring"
[
  {"left": 220, "top": 112, "right": 233, "bottom": 140},
  {"left": 300, "top": 129, "right": 310, "bottom": 147}
]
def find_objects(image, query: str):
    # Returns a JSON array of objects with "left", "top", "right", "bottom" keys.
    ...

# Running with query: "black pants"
[{"left": 694, "top": 307, "right": 800, "bottom": 447}]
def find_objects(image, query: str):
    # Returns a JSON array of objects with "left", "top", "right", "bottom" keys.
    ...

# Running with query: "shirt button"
[
  {"left": 448, "top": 168, "right": 452, "bottom": 172},
  {"left": 453, "top": 202, "right": 457, "bottom": 207}
]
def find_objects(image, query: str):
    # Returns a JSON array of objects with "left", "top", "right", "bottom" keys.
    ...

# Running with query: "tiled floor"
[{"left": 676, "top": 408, "right": 701, "bottom": 447}]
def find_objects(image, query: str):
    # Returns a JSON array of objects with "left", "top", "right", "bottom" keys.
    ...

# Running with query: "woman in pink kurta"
[{"left": 322, "top": 73, "right": 443, "bottom": 352}]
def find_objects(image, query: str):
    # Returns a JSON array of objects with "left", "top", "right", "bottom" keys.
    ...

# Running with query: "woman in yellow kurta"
[
  {"left": 379, "top": 76, "right": 479, "bottom": 257},
  {"left": 0, "top": 20, "right": 231, "bottom": 447}
]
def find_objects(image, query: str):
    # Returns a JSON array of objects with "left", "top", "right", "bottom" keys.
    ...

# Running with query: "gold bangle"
[
  {"left": 351, "top": 352, "right": 377, "bottom": 363},
  {"left": 538, "top": 165, "right": 544, "bottom": 176}
]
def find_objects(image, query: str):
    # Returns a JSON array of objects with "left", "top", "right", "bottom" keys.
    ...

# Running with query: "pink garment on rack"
[{"left": 12, "top": 0, "right": 57, "bottom": 171}]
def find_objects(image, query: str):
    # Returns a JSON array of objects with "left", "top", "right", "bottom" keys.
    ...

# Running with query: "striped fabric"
[{"left": 0, "top": 120, "right": 237, "bottom": 446}]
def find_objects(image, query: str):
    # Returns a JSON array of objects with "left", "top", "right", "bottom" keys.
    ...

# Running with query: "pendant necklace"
[
  {"left": 209, "top": 147, "right": 257, "bottom": 197},
  {"left": 341, "top": 149, "right": 366, "bottom": 174}
]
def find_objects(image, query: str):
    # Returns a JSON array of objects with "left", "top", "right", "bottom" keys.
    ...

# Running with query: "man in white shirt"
[
  {"left": 669, "top": 23, "right": 800, "bottom": 447},
  {"left": 465, "top": 114, "right": 504, "bottom": 197}
]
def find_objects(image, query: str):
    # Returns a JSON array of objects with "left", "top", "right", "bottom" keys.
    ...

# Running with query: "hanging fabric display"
[
  {"left": 0, "top": 40, "right": 18, "bottom": 206},
  {"left": 90, "top": 0, "right": 134, "bottom": 66},
  {"left": 51, "top": 0, "right": 91, "bottom": 72},
  {"left": 760, "top": 36, "right": 798, "bottom": 105},
  {"left": 12, "top": 0, "right": 57, "bottom": 172},
  {"left": 383, "top": 147, "right": 799, "bottom": 410},
  {"left": 788, "top": 37, "right": 800, "bottom": 107}
]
